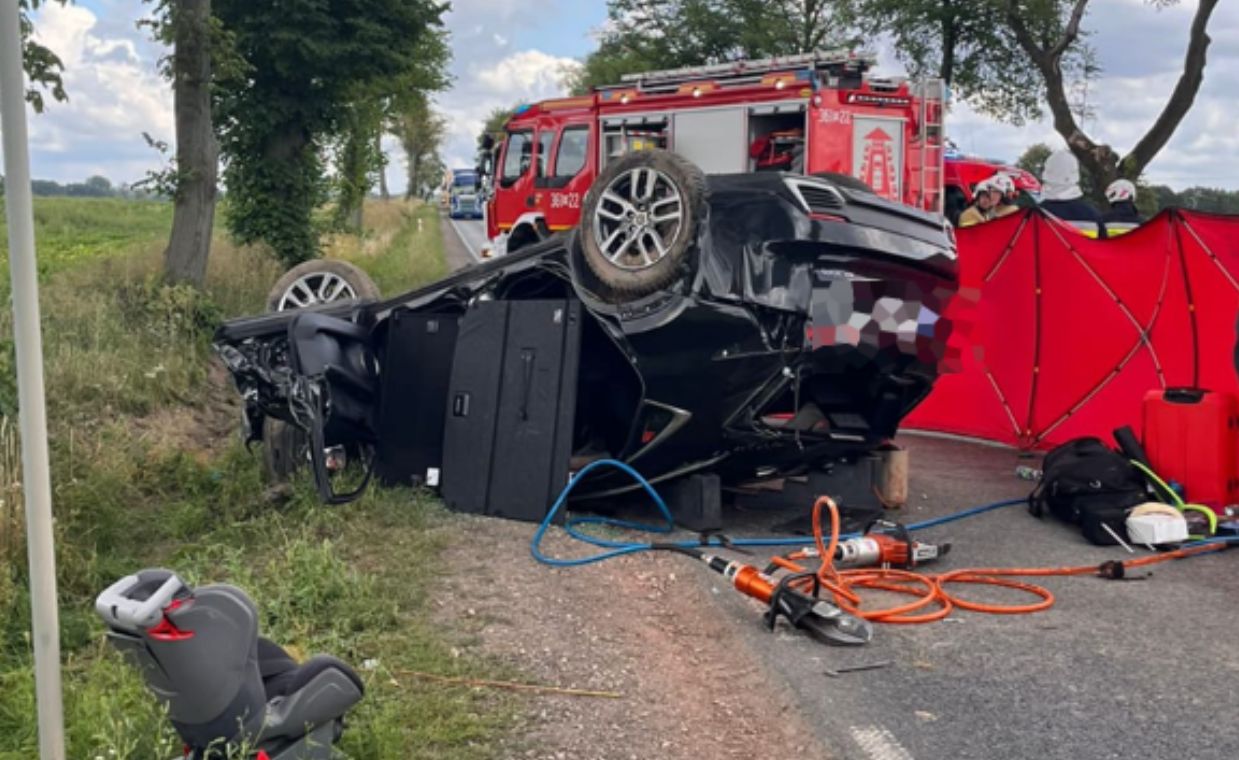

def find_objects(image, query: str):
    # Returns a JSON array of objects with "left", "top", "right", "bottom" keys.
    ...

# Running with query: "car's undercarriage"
[{"left": 216, "top": 158, "right": 959, "bottom": 513}]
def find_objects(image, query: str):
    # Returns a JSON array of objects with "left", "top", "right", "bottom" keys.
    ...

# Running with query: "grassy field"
[
  {"left": 0, "top": 197, "right": 513, "bottom": 759},
  {"left": 0, "top": 197, "right": 173, "bottom": 279}
]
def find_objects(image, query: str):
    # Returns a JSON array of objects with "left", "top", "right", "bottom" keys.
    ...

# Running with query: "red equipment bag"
[{"left": 1142, "top": 388, "right": 1239, "bottom": 512}]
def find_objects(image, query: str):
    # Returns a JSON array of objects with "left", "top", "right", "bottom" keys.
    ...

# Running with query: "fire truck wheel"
[
  {"left": 580, "top": 149, "right": 705, "bottom": 299},
  {"left": 266, "top": 259, "right": 380, "bottom": 312},
  {"left": 506, "top": 224, "right": 541, "bottom": 253}
]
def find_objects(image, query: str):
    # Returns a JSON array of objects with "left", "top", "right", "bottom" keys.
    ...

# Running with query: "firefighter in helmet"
[
  {"left": 1102, "top": 179, "right": 1144, "bottom": 236},
  {"left": 988, "top": 173, "right": 1021, "bottom": 218},
  {"left": 958, "top": 177, "right": 1003, "bottom": 228},
  {"left": 1040, "top": 148, "right": 1108, "bottom": 238}
]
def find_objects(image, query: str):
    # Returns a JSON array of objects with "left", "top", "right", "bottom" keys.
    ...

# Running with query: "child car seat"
[{"left": 96, "top": 569, "right": 364, "bottom": 759}]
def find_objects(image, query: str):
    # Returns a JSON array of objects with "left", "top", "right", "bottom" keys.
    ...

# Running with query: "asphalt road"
[
  {"left": 446, "top": 216, "right": 487, "bottom": 260},
  {"left": 710, "top": 435, "right": 1239, "bottom": 760},
  {"left": 438, "top": 214, "right": 1238, "bottom": 758}
]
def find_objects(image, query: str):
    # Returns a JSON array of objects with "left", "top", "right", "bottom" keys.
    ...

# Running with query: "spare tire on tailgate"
[{"left": 579, "top": 149, "right": 705, "bottom": 300}]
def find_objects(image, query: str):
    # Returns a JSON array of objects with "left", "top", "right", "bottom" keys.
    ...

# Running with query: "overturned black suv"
[{"left": 215, "top": 151, "right": 957, "bottom": 517}]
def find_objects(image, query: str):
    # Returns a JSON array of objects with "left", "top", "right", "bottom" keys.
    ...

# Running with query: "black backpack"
[{"left": 1029, "top": 437, "right": 1150, "bottom": 545}]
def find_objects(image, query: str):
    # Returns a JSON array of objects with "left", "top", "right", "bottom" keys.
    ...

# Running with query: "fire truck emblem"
[{"left": 859, "top": 127, "right": 897, "bottom": 200}]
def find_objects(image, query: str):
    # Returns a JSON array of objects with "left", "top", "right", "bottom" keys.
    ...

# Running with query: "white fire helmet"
[
  {"left": 1105, "top": 179, "right": 1137, "bottom": 204},
  {"left": 989, "top": 173, "right": 1017, "bottom": 197}
]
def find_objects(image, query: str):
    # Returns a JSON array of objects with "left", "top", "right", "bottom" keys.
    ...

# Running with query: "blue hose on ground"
[
  {"left": 531, "top": 458, "right": 1027, "bottom": 567},
  {"left": 1184, "top": 535, "right": 1239, "bottom": 549}
]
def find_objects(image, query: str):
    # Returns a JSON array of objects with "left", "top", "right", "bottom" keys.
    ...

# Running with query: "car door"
[
  {"left": 493, "top": 128, "right": 536, "bottom": 236},
  {"left": 536, "top": 120, "right": 594, "bottom": 234},
  {"left": 521, "top": 122, "right": 558, "bottom": 230},
  {"left": 215, "top": 305, "right": 379, "bottom": 504}
]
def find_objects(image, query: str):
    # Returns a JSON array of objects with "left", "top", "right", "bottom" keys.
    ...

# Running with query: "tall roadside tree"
[
  {"left": 144, "top": 0, "right": 220, "bottom": 288},
  {"left": 395, "top": 92, "right": 447, "bottom": 200},
  {"left": 473, "top": 106, "right": 514, "bottom": 189},
  {"left": 332, "top": 96, "right": 384, "bottom": 231},
  {"left": 735, "top": 0, "right": 852, "bottom": 56},
  {"left": 1017, "top": 142, "right": 1053, "bottom": 178},
  {"left": 1004, "top": 0, "right": 1221, "bottom": 200},
  {"left": 18, "top": 0, "right": 69, "bottom": 112},
  {"left": 332, "top": 24, "right": 450, "bottom": 231},
  {"left": 377, "top": 132, "right": 391, "bottom": 201},
  {"left": 477, "top": 106, "right": 515, "bottom": 156},
  {"left": 571, "top": 0, "right": 852, "bottom": 92},
  {"left": 212, "top": 0, "right": 449, "bottom": 266},
  {"left": 846, "top": 0, "right": 1063, "bottom": 123}
]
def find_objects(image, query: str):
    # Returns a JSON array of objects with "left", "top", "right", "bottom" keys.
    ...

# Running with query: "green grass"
[
  {"left": 0, "top": 198, "right": 515, "bottom": 759},
  {"left": 2, "top": 443, "right": 515, "bottom": 759},
  {"left": 0, "top": 196, "right": 173, "bottom": 279},
  {"left": 324, "top": 200, "right": 448, "bottom": 295}
]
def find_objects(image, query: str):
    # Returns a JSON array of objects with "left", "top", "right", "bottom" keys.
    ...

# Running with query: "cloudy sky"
[{"left": 17, "top": 0, "right": 1239, "bottom": 194}]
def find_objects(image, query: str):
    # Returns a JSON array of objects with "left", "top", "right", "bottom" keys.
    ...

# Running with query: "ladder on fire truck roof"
[
  {"left": 610, "top": 48, "right": 877, "bottom": 90},
  {"left": 916, "top": 78, "right": 947, "bottom": 215}
]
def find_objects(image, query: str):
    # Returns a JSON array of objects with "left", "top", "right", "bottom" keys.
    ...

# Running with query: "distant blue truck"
[{"left": 448, "top": 168, "right": 483, "bottom": 220}]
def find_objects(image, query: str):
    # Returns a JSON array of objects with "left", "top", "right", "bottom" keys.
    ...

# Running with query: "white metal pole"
[{"left": 0, "top": 2, "right": 66, "bottom": 758}]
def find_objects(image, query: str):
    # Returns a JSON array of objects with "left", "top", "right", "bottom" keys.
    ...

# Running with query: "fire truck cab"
[{"left": 484, "top": 49, "right": 947, "bottom": 254}]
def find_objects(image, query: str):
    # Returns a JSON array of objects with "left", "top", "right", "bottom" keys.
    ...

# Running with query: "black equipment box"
[
  {"left": 737, "top": 455, "right": 885, "bottom": 535},
  {"left": 374, "top": 310, "right": 459, "bottom": 487},
  {"left": 441, "top": 299, "right": 582, "bottom": 521}
]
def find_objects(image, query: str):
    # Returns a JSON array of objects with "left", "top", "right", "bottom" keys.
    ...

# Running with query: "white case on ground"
[{"left": 1125, "top": 513, "right": 1188, "bottom": 545}]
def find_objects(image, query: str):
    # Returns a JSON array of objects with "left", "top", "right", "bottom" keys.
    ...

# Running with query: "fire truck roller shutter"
[
  {"left": 579, "top": 149, "right": 706, "bottom": 301},
  {"left": 670, "top": 108, "right": 747, "bottom": 174}
]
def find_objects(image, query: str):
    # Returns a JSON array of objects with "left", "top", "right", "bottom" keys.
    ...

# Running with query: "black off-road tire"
[
  {"left": 579, "top": 149, "right": 706, "bottom": 300},
  {"left": 265, "top": 259, "right": 380, "bottom": 312}
]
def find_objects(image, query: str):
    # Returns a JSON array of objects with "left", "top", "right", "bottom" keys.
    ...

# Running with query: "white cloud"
[
  {"left": 475, "top": 50, "right": 580, "bottom": 99},
  {"left": 381, "top": 2, "right": 582, "bottom": 194},
  {"left": 429, "top": 49, "right": 580, "bottom": 188},
  {"left": 446, "top": 0, "right": 553, "bottom": 33},
  {"left": 24, "top": 3, "right": 172, "bottom": 183}
]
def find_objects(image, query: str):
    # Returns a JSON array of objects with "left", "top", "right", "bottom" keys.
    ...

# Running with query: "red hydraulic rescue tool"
[{"left": 690, "top": 519, "right": 948, "bottom": 645}]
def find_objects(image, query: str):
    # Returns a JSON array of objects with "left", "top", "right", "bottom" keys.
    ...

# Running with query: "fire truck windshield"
[{"left": 501, "top": 131, "right": 533, "bottom": 185}]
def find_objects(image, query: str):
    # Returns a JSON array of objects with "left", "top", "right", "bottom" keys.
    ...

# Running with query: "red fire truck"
[{"left": 483, "top": 49, "right": 948, "bottom": 255}]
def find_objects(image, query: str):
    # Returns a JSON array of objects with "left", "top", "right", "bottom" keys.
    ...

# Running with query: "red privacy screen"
[{"left": 905, "top": 209, "right": 1239, "bottom": 449}]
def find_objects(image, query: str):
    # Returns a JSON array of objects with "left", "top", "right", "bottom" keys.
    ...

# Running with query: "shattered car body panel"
[{"left": 214, "top": 172, "right": 958, "bottom": 502}]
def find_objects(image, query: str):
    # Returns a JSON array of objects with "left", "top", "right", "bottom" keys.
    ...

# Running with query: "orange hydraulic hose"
[{"left": 769, "top": 496, "right": 1228, "bottom": 626}]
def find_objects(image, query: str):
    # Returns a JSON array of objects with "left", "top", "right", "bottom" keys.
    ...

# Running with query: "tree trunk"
[
  {"left": 163, "top": 0, "right": 218, "bottom": 289},
  {"left": 1007, "top": 0, "right": 1218, "bottom": 203},
  {"left": 377, "top": 131, "right": 390, "bottom": 200},
  {"left": 403, "top": 120, "right": 420, "bottom": 200},
  {"left": 334, "top": 116, "right": 369, "bottom": 233},
  {"left": 939, "top": 4, "right": 956, "bottom": 86},
  {"left": 800, "top": 0, "right": 813, "bottom": 53},
  {"left": 1122, "top": 0, "right": 1219, "bottom": 176},
  {"left": 261, "top": 125, "right": 316, "bottom": 264}
]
